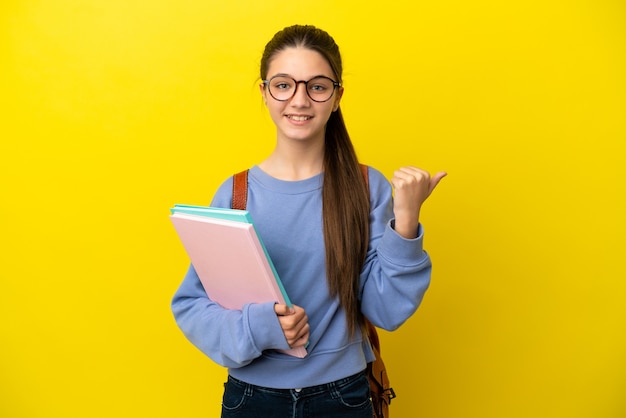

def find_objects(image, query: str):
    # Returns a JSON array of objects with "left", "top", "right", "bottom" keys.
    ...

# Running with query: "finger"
[
  {"left": 274, "top": 303, "right": 295, "bottom": 316},
  {"left": 394, "top": 167, "right": 430, "bottom": 187},
  {"left": 283, "top": 310, "right": 308, "bottom": 332},
  {"left": 294, "top": 311, "right": 309, "bottom": 329},
  {"left": 429, "top": 171, "right": 448, "bottom": 193},
  {"left": 278, "top": 306, "right": 307, "bottom": 331},
  {"left": 289, "top": 324, "right": 310, "bottom": 348},
  {"left": 391, "top": 172, "right": 419, "bottom": 190},
  {"left": 291, "top": 331, "right": 310, "bottom": 348},
  {"left": 394, "top": 167, "right": 424, "bottom": 182},
  {"left": 285, "top": 321, "right": 310, "bottom": 345},
  {"left": 397, "top": 166, "right": 429, "bottom": 176}
]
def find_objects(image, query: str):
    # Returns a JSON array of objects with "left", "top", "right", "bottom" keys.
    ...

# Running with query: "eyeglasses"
[{"left": 263, "top": 75, "right": 341, "bottom": 103}]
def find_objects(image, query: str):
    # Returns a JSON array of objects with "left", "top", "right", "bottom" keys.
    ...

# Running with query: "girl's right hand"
[{"left": 274, "top": 304, "right": 310, "bottom": 348}]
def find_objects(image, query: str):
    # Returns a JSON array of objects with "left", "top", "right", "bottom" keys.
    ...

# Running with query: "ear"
[
  {"left": 333, "top": 87, "right": 344, "bottom": 112},
  {"left": 259, "top": 82, "right": 268, "bottom": 105}
]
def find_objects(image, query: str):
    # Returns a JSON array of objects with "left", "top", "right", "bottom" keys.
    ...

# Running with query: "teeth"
[{"left": 288, "top": 115, "right": 311, "bottom": 121}]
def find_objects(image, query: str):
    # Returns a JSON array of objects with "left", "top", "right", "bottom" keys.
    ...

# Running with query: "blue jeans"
[{"left": 221, "top": 370, "right": 373, "bottom": 417}]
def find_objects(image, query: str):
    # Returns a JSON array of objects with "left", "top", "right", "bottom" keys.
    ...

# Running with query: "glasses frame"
[{"left": 262, "top": 75, "right": 341, "bottom": 103}]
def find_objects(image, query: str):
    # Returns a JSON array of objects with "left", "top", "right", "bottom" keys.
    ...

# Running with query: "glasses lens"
[
  {"left": 306, "top": 77, "right": 336, "bottom": 102},
  {"left": 267, "top": 76, "right": 296, "bottom": 101},
  {"left": 267, "top": 76, "right": 337, "bottom": 102}
]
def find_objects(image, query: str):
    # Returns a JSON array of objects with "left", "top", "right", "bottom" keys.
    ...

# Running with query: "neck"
[{"left": 259, "top": 141, "right": 325, "bottom": 181}]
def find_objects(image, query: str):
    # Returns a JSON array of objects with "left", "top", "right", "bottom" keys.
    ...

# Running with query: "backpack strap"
[
  {"left": 232, "top": 170, "right": 248, "bottom": 211},
  {"left": 360, "top": 164, "right": 369, "bottom": 189}
]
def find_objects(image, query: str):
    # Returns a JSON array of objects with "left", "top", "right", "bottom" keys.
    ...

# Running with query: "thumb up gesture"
[{"left": 390, "top": 167, "right": 447, "bottom": 239}]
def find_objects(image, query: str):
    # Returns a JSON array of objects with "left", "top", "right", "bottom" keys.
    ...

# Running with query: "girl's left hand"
[{"left": 390, "top": 166, "right": 447, "bottom": 239}]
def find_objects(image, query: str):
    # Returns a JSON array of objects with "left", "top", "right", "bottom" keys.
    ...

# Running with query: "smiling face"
[{"left": 261, "top": 47, "right": 343, "bottom": 145}]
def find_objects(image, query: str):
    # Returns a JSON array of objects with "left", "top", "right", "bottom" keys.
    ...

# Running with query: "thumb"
[
  {"left": 429, "top": 171, "right": 447, "bottom": 193},
  {"left": 274, "top": 303, "right": 295, "bottom": 316}
]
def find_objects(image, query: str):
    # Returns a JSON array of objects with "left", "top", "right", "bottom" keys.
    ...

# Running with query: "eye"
[
  {"left": 271, "top": 77, "right": 294, "bottom": 90},
  {"left": 309, "top": 83, "right": 328, "bottom": 92},
  {"left": 308, "top": 77, "right": 333, "bottom": 94}
]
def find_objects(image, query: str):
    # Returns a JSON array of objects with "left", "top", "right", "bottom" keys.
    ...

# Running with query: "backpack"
[{"left": 231, "top": 166, "right": 396, "bottom": 418}]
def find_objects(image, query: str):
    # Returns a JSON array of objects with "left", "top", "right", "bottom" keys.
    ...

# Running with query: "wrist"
[{"left": 392, "top": 217, "right": 419, "bottom": 239}]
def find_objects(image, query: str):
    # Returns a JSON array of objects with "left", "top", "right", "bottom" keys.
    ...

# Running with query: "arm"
[
  {"left": 359, "top": 167, "right": 446, "bottom": 331},
  {"left": 171, "top": 176, "right": 311, "bottom": 366},
  {"left": 170, "top": 177, "right": 302, "bottom": 367},
  {"left": 171, "top": 264, "right": 294, "bottom": 368}
]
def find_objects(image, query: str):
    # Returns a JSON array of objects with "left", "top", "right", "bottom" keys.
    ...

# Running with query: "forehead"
[{"left": 266, "top": 47, "right": 335, "bottom": 79}]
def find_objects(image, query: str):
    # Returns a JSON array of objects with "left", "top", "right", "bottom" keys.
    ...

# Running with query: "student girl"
[{"left": 171, "top": 24, "right": 446, "bottom": 417}]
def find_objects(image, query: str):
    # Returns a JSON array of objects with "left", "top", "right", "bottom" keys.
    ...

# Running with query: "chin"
[{"left": 282, "top": 128, "right": 323, "bottom": 142}]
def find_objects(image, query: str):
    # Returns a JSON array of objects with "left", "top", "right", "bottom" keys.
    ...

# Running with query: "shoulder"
[
  {"left": 210, "top": 174, "right": 236, "bottom": 208},
  {"left": 362, "top": 165, "right": 391, "bottom": 194}
]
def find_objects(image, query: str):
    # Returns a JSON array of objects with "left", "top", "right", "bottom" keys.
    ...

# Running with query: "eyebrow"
[{"left": 268, "top": 73, "right": 334, "bottom": 80}]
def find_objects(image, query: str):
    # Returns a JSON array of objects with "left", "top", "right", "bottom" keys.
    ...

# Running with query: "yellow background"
[{"left": 1, "top": 1, "right": 625, "bottom": 417}]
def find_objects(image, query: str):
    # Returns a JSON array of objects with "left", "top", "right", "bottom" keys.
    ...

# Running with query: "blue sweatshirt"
[{"left": 171, "top": 165, "right": 431, "bottom": 389}]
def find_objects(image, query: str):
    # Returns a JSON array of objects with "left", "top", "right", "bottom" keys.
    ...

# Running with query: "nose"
[{"left": 290, "top": 81, "right": 311, "bottom": 106}]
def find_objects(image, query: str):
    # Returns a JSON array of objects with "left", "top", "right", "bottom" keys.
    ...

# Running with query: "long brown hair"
[{"left": 260, "top": 25, "right": 370, "bottom": 336}]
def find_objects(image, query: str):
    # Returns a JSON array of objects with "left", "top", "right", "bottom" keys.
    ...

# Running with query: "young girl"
[{"left": 172, "top": 24, "right": 446, "bottom": 417}]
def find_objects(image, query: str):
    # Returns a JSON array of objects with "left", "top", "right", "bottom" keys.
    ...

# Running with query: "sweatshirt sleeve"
[
  {"left": 359, "top": 167, "right": 432, "bottom": 331},
  {"left": 170, "top": 179, "right": 292, "bottom": 368}
]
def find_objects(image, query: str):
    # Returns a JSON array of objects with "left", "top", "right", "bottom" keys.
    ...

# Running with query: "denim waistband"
[{"left": 228, "top": 369, "right": 367, "bottom": 397}]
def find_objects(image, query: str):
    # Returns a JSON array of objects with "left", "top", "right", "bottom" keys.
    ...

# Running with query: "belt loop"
[
  {"left": 328, "top": 380, "right": 341, "bottom": 400},
  {"left": 244, "top": 382, "right": 253, "bottom": 397}
]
